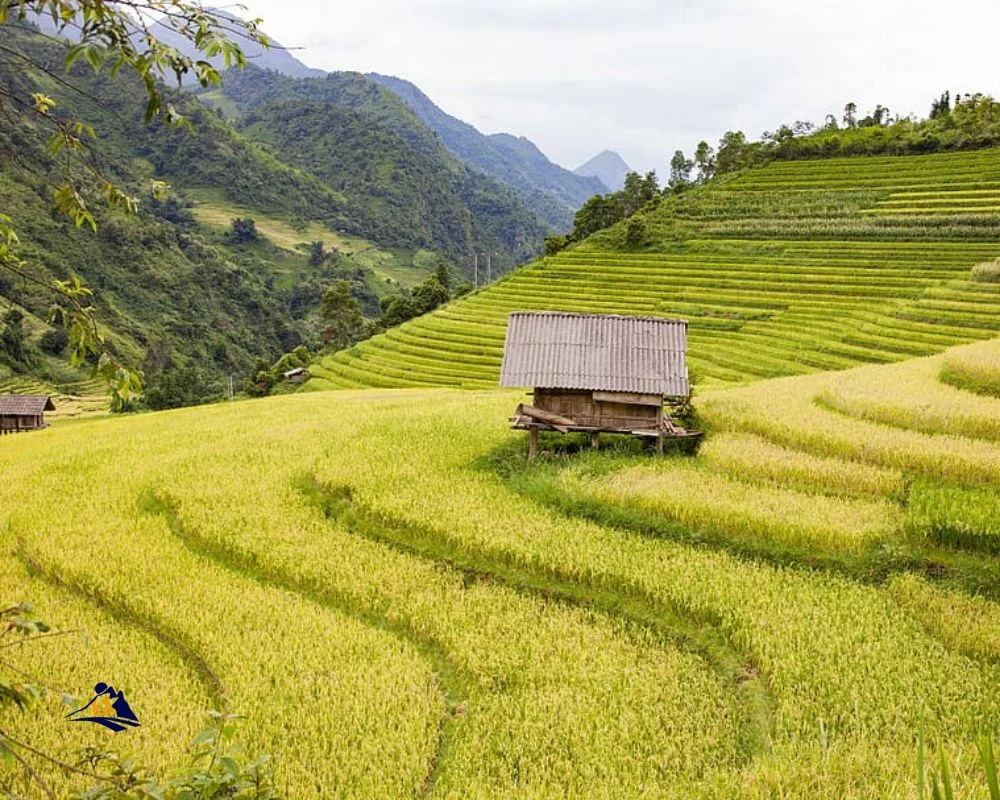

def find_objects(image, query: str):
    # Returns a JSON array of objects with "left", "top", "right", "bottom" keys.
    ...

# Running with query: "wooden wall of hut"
[
  {"left": 0, "top": 414, "right": 44, "bottom": 434},
  {"left": 533, "top": 389, "right": 662, "bottom": 432}
]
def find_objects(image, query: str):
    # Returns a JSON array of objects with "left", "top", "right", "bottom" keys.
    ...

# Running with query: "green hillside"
[
  {"left": 0, "top": 24, "right": 385, "bottom": 401},
  {"left": 0, "top": 24, "right": 551, "bottom": 406},
  {"left": 312, "top": 147, "right": 1000, "bottom": 390},
  {"left": 206, "top": 67, "right": 551, "bottom": 265}
]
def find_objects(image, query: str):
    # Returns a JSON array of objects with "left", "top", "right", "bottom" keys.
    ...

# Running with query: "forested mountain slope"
[
  {"left": 0, "top": 24, "right": 552, "bottom": 404},
  {"left": 368, "top": 73, "right": 605, "bottom": 230},
  {"left": 205, "top": 67, "right": 550, "bottom": 265},
  {"left": 0, "top": 26, "right": 345, "bottom": 392},
  {"left": 311, "top": 147, "right": 1000, "bottom": 390}
]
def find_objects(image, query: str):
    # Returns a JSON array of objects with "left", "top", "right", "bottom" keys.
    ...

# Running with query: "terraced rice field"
[
  {"left": 312, "top": 148, "right": 1000, "bottom": 391},
  {"left": 0, "top": 374, "right": 107, "bottom": 418},
  {"left": 6, "top": 336, "right": 1000, "bottom": 796}
]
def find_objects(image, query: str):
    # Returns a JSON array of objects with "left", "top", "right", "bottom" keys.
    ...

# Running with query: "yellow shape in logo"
[{"left": 91, "top": 694, "right": 116, "bottom": 717}]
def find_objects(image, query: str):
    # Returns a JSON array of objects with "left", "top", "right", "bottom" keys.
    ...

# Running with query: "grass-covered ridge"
[{"left": 314, "top": 146, "right": 1000, "bottom": 390}]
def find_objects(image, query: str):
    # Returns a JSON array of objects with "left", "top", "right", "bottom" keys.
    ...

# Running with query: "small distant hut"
[
  {"left": 499, "top": 312, "right": 699, "bottom": 457},
  {"left": 283, "top": 367, "right": 310, "bottom": 385},
  {"left": 0, "top": 394, "right": 55, "bottom": 435}
]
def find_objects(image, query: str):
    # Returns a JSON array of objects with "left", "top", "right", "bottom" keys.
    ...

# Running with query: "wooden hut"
[
  {"left": 0, "top": 394, "right": 54, "bottom": 435},
  {"left": 283, "top": 367, "right": 310, "bottom": 385},
  {"left": 499, "top": 312, "right": 698, "bottom": 457}
]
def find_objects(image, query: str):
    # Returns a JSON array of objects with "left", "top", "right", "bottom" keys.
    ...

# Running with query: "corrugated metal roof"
[
  {"left": 499, "top": 312, "right": 689, "bottom": 396},
  {"left": 0, "top": 395, "right": 55, "bottom": 415}
]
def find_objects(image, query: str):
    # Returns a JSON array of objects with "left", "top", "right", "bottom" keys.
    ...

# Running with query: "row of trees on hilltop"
[
  {"left": 546, "top": 91, "right": 1000, "bottom": 255},
  {"left": 678, "top": 92, "right": 1000, "bottom": 182}
]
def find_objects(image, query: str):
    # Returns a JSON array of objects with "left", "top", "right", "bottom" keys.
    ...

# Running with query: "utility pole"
[
  {"left": 473, "top": 252, "right": 479, "bottom": 288},
  {"left": 486, "top": 252, "right": 492, "bottom": 284}
]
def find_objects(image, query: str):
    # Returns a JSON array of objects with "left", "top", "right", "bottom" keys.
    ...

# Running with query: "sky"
[{"left": 229, "top": 0, "right": 1000, "bottom": 176}]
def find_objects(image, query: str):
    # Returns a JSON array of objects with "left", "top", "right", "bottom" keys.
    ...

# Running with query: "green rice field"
[{"left": 312, "top": 148, "right": 1000, "bottom": 391}]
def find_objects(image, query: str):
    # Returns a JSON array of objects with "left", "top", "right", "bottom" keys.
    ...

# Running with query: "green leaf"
[
  {"left": 220, "top": 756, "right": 240, "bottom": 778},
  {"left": 982, "top": 736, "right": 1000, "bottom": 800},
  {"left": 939, "top": 749, "right": 955, "bottom": 800},
  {"left": 46, "top": 131, "right": 66, "bottom": 157}
]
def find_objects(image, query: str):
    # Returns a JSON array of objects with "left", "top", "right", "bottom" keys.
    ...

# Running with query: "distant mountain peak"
[{"left": 573, "top": 150, "right": 631, "bottom": 192}]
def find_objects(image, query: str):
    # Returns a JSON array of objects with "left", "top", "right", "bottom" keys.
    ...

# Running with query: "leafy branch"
[{"left": 0, "top": 0, "right": 269, "bottom": 407}]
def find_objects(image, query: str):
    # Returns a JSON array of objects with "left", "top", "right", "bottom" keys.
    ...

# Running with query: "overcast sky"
[{"left": 230, "top": 0, "right": 998, "bottom": 176}]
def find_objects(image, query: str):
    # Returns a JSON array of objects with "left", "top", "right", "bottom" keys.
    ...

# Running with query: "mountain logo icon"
[{"left": 66, "top": 682, "right": 140, "bottom": 732}]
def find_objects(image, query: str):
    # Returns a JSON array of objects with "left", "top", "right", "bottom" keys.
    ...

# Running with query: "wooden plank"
[
  {"left": 592, "top": 390, "right": 663, "bottom": 407},
  {"left": 516, "top": 403, "right": 576, "bottom": 433}
]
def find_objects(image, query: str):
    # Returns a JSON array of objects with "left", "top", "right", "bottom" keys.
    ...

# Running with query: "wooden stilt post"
[
  {"left": 656, "top": 434, "right": 664, "bottom": 455},
  {"left": 529, "top": 428, "right": 538, "bottom": 461},
  {"left": 590, "top": 431, "right": 600, "bottom": 450}
]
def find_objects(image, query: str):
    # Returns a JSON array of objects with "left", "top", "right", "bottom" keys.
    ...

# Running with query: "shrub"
[
  {"left": 624, "top": 215, "right": 647, "bottom": 247},
  {"left": 145, "top": 366, "right": 220, "bottom": 410},
  {"left": 38, "top": 327, "right": 69, "bottom": 355},
  {"left": 226, "top": 217, "right": 259, "bottom": 244}
]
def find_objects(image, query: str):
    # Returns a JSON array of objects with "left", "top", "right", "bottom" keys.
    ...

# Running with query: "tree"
[
  {"left": 762, "top": 124, "right": 795, "bottom": 145},
  {"left": 309, "top": 240, "right": 325, "bottom": 267},
  {"left": 693, "top": 141, "right": 715, "bottom": 182},
  {"left": 0, "top": 308, "right": 29, "bottom": 366},
  {"left": 843, "top": 101, "right": 857, "bottom": 128},
  {"left": 793, "top": 120, "right": 816, "bottom": 137},
  {"left": 0, "top": 0, "right": 268, "bottom": 408},
  {"left": 379, "top": 295, "right": 419, "bottom": 329},
  {"left": 411, "top": 274, "right": 450, "bottom": 315},
  {"left": 930, "top": 91, "right": 951, "bottom": 119},
  {"left": 715, "top": 130, "right": 752, "bottom": 175},
  {"left": 624, "top": 215, "right": 646, "bottom": 247},
  {"left": 321, "top": 280, "right": 365, "bottom": 350},
  {"left": 434, "top": 263, "right": 452, "bottom": 292},
  {"left": 858, "top": 104, "right": 890, "bottom": 127},
  {"left": 144, "top": 364, "right": 218, "bottom": 410},
  {"left": 544, "top": 234, "right": 569, "bottom": 255},
  {"left": 572, "top": 193, "right": 620, "bottom": 239},
  {"left": 668, "top": 150, "right": 693, "bottom": 192},
  {"left": 227, "top": 217, "right": 259, "bottom": 244},
  {"left": 39, "top": 326, "right": 69, "bottom": 355},
  {"left": 620, "top": 170, "right": 659, "bottom": 216}
]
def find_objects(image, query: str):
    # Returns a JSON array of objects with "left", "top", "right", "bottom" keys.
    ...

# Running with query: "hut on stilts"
[{"left": 499, "top": 312, "right": 699, "bottom": 458}]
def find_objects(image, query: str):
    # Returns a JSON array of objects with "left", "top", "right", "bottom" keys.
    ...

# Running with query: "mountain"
[
  {"left": 367, "top": 74, "right": 605, "bottom": 230},
  {"left": 0, "top": 25, "right": 371, "bottom": 394},
  {"left": 26, "top": 5, "right": 581, "bottom": 237},
  {"left": 208, "top": 67, "right": 549, "bottom": 265},
  {"left": 0, "top": 24, "right": 547, "bottom": 407},
  {"left": 574, "top": 150, "right": 631, "bottom": 191}
]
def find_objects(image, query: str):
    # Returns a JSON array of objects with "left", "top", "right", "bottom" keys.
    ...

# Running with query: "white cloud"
[{"left": 232, "top": 0, "right": 1000, "bottom": 175}]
